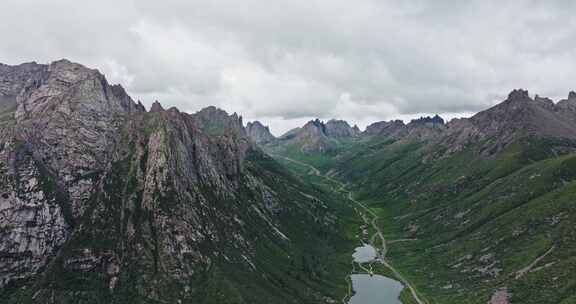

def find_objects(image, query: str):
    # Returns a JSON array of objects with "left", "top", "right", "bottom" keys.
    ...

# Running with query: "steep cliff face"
[
  {"left": 0, "top": 60, "right": 352, "bottom": 304},
  {"left": 1, "top": 59, "right": 144, "bottom": 290},
  {"left": 0, "top": 62, "right": 48, "bottom": 126}
]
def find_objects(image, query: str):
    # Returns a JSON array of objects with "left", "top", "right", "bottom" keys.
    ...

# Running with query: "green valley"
[{"left": 258, "top": 90, "right": 576, "bottom": 304}]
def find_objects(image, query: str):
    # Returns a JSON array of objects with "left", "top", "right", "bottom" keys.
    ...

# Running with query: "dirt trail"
[
  {"left": 275, "top": 155, "right": 426, "bottom": 304},
  {"left": 515, "top": 245, "right": 555, "bottom": 279}
]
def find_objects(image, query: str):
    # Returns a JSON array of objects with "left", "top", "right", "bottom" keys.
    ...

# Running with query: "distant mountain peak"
[
  {"left": 135, "top": 100, "right": 146, "bottom": 112},
  {"left": 246, "top": 120, "right": 276, "bottom": 144},
  {"left": 364, "top": 120, "right": 406, "bottom": 137},
  {"left": 149, "top": 100, "right": 165, "bottom": 112},
  {"left": 325, "top": 119, "right": 360, "bottom": 138},
  {"left": 409, "top": 114, "right": 445, "bottom": 125},
  {"left": 507, "top": 88, "right": 530, "bottom": 100},
  {"left": 439, "top": 89, "right": 576, "bottom": 155},
  {"left": 269, "top": 118, "right": 360, "bottom": 153},
  {"left": 193, "top": 106, "right": 246, "bottom": 137}
]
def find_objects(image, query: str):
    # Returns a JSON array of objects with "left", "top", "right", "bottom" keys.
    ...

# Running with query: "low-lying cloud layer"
[{"left": 2, "top": 0, "right": 575, "bottom": 135}]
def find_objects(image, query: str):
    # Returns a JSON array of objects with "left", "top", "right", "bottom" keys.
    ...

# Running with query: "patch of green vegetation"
[
  {"left": 240, "top": 148, "right": 360, "bottom": 302},
  {"left": 272, "top": 134, "right": 576, "bottom": 303}
]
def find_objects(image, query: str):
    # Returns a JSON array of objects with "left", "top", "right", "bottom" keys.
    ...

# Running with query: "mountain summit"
[
  {"left": 246, "top": 121, "right": 276, "bottom": 144},
  {"left": 271, "top": 119, "right": 359, "bottom": 153},
  {"left": 441, "top": 89, "right": 576, "bottom": 155}
]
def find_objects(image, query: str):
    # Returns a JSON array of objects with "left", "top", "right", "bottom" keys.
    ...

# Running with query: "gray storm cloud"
[{"left": 1, "top": 0, "right": 576, "bottom": 134}]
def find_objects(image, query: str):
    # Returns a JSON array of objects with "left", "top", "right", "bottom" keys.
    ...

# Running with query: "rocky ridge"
[
  {"left": 363, "top": 114, "right": 446, "bottom": 141},
  {"left": 272, "top": 119, "right": 359, "bottom": 153},
  {"left": 363, "top": 120, "right": 406, "bottom": 137},
  {"left": 324, "top": 119, "right": 360, "bottom": 138},
  {"left": 290, "top": 89, "right": 576, "bottom": 156},
  {"left": 0, "top": 60, "right": 345, "bottom": 303},
  {"left": 441, "top": 89, "right": 576, "bottom": 155}
]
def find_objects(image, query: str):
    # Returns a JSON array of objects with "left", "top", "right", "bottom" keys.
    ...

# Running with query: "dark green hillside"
[
  {"left": 264, "top": 108, "right": 576, "bottom": 304},
  {"left": 266, "top": 90, "right": 576, "bottom": 303},
  {"left": 272, "top": 133, "right": 576, "bottom": 303}
]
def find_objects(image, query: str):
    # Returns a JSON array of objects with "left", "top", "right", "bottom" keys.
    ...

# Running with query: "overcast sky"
[{"left": 1, "top": 0, "right": 576, "bottom": 135}]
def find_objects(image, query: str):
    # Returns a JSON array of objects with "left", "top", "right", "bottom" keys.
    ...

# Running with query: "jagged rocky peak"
[
  {"left": 298, "top": 118, "right": 359, "bottom": 139},
  {"left": 0, "top": 61, "right": 48, "bottom": 103},
  {"left": 324, "top": 119, "right": 360, "bottom": 138},
  {"left": 409, "top": 114, "right": 445, "bottom": 126},
  {"left": 364, "top": 120, "right": 406, "bottom": 136},
  {"left": 300, "top": 119, "right": 328, "bottom": 138},
  {"left": 192, "top": 105, "right": 246, "bottom": 137},
  {"left": 149, "top": 100, "right": 165, "bottom": 112},
  {"left": 0, "top": 63, "right": 48, "bottom": 125},
  {"left": 557, "top": 91, "right": 576, "bottom": 110},
  {"left": 534, "top": 94, "right": 555, "bottom": 106},
  {"left": 507, "top": 88, "right": 530, "bottom": 100},
  {"left": 501, "top": 88, "right": 556, "bottom": 109},
  {"left": 404, "top": 114, "right": 447, "bottom": 141},
  {"left": 246, "top": 120, "right": 276, "bottom": 144},
  {"left": 134, "top": 100, "right": 146, "bottom": 112},
  {"left": 0, "top": 59, "right": 150, "bottom": 292},
  {"left": 442, "top": 89, "right": 576, "bottom": 155},
  {"left": 303, "top": 118, "right": 326, "bottom": 132},
  {"left": 284, "top": 119, "right": 330, "bottom": 153},
  {"left": 13, "top": 59, "right": 143, "bottom": 122},
  {"left": 278, "top": 118, "right": 361, "bottom": 153}
]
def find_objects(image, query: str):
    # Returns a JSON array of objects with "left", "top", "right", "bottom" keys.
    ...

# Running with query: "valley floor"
[{"left": 273, "top": 154, "right": 427, "bottom": 304}]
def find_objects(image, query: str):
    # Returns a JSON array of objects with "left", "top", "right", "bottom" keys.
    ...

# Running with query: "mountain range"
[
  {"left": 2, "top": 59, "right": 576, "bottom": 304},
  {"left": 255, "top": 89, "right": 576, "bottom": 157},
  {"left": 0, "top": 60, "right": 355, "bottom": 304}
]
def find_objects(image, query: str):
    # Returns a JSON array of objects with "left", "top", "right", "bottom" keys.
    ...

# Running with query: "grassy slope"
[
  {"left": 213, "top": 150, "right": 359, "bottom": 304},
  {"left": 270, "top": 136, "right": 576, "bottom": 304}
]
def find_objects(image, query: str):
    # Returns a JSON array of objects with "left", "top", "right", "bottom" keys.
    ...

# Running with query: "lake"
[{"left": 348, "top": 244, "right": 404, "bottom": 304}]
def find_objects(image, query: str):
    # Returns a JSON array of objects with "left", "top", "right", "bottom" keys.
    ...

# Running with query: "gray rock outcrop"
[{"left": 246, "top": 121, "right": 276, "bottom": 144}]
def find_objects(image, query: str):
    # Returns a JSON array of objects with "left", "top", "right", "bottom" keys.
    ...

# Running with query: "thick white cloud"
[{"left": 1, "top": 0, "right": 575, "bottom": 134}]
